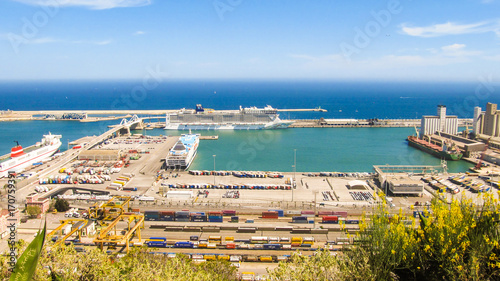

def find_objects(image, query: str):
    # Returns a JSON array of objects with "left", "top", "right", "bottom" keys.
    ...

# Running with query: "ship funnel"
[{"left": 11, "top": 141, "right": 24, "bottom": 158}]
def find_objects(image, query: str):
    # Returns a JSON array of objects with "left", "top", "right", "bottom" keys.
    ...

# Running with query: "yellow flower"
[{"left": 391, "top": 250, "right": 396, "bottom": 255}]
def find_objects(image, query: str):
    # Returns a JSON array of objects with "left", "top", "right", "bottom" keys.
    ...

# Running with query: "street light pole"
[{"left": 292, "top": 149, "right": 297, "bottom": 202}]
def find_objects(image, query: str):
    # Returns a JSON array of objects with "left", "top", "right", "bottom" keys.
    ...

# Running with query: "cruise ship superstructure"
[
  {"left": 0, "top": 133, "right": 62, "bottom": 178},
  {"left": 164, "top": 105, "right": 294, "bottom": 130},
  {"left": 165, "top": 134, "right": 200, "bottom": 170}
]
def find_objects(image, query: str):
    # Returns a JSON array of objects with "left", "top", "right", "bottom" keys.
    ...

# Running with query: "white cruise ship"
[
  {"left": 164, "top": 105, "right": 294, "bottom": 130},
  {"left": 165, "top": 134, "right": 199, "bottom": 170},
  {"left": 0, "top": 133, "right": 62, "bottom": 178}
]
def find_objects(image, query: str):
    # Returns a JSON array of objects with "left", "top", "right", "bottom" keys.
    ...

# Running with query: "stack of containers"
[
  {"left": 262, "top": 211, "right": 279, "bottom": 219},
  {"left": 159, "top": 211, "right": 175, "bottom": 221},
  {"left": 190, "top": 212, "right": 208, "bottom": 222},
  {"left": 144, "top": 211, "right": 159, "bottom": 221},
  {"left": 208, "top": 211, "right": 223, "bottom": 222},
  {"left": 292, "top": 216, "right": 308, "bottom": 224},
  {"left": 268, "top": 209, "right": 284, "bottom": 217},
  {"left": 175, "top": 211, "right": 190, "bottom": 222},
  {"left": 301, "top": 210, "right": 315, "bottom": 217}
]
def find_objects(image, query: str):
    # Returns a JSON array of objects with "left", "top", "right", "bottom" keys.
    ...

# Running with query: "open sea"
[{"left": 1, "top": 80, "right": 499, "bottom": 173}]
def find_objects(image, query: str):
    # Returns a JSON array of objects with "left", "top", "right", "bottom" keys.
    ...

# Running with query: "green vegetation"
[
  {"left": 25, "top": 206, "right": 42, "bottom": 218},
  {"left": 268, "top": 192, "right": 500, "bottom": 281},
  {"left": 53, "top": 199, "right": 70, "bottom": 212},
  {"left": 1, "top": 244, "right": 237, "bottom": 281},
  {"left": 2, "top": 192, "right": 499, "bottom": 280}
]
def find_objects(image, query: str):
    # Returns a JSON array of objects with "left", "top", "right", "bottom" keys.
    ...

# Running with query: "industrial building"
[
  {"left": 78, "top": 150, "right": 121, "bottom": 161},
  {"left": 473, "top": 103, "right": 500, "bottom": 137},
  {"left": 26, "top": 193, "right": 50, "bottom": 217},
  {"left": 420, "top": 105, "right": 458, "bottom": 137},
  {"left": 423, "top": 132, "right": 485, "bottom": 158},
  {"left": 386, "top": 176, "right": 424, "bottom": 196}
]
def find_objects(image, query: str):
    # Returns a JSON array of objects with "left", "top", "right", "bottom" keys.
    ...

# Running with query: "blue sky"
[{"left": 0, "top": 0, "right": 499, "bottom": 81}]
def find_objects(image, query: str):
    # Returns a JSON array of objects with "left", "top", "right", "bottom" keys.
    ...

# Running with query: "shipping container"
[
  {"left": 222, "top": 210, "right": 236, "bottom": 216},
  {"left": 322, "top": 216, "right": 339, "bottom": 224},
  {"left": 174, "top": 241, "right": 194, "bottom": 248},
  {"left": 144, "top": 211, "right": 159, "bottom": 221},
  {"left": 208, "top": 217, "right": 223, "bottom": 223},
  {"left": 226, "top": 243, "right": 236, "bottom": 249},
  {"left": 204, "top": 254, "right": 216, "bottom": 260},
  {"left": 190, "top": 215, "right": 208, "bottom": 222},
  {"left": 263, "top": 244, "right": 282, "bottom": 250},
  {"left": 251, "top": 236, "right": 269, "bottom": 244},
  {"left": 259, "top": 256, "right": 273, "bottom": 262},
  {"left": 268, "top": 209, "right": 284, "bottom": 217},
  {"left": 286, "top": 210, "right": 301, "bottom": 217},
  {"left": 317, "top": 211, "right": 333, "bottom": 216},
  {"left": 230, "top": 216, "right": 239, "bottom": 223},
  {"left": 332, "top": 211, "right": 348, "bottom": 218},
  {"left": 301, "top": 210, "right": 315, "bottom": 217},
  {"left": 262, "top": 211, "right": 279, "bottom": 219},
  {"left": 292, "top": 216, "right": 308, "bottom": 223},
  {"left": 303, "top": 237, "right": 315, "bottom": 245},
  {"left": 208, "top": 236, "right": 221, "bottom": 243}
]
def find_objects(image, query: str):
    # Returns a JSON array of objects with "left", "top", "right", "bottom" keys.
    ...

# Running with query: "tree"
[
  {"left": 26, "top": 205, "right": 42, "bottom": 218},
  {"left": 54, "top": 198, "right": 70, "bottom": 212}
]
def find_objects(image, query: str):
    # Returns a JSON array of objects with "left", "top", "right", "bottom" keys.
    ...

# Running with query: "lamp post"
[
  {"left": 292, "top": 149, "right": 297, "bottom": 202},
  {"left": 213, "top": 155, "right": 216, "bottom": 186}
]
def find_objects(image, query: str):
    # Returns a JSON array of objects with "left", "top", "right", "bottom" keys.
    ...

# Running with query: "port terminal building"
[
  {"left": 420, "top": 105, "right": 458, "bottom": 138},
  {"left": 373, "top": 165, "right": 438, "bottom": 196}
]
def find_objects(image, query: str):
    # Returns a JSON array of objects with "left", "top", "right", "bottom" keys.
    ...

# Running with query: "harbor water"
[
  {"left": 1, "top": 80, "right": 493, "bottom": 173},
  {"left": 0, "top": 120, "right": 472, "bottom": 173}
]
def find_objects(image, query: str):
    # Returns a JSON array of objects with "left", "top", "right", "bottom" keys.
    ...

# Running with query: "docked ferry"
[
  {"left": 0, "top": 133, "right": 62, "bottom": 178},
  {"left": 164, "top": 105, "right": 294, "bottom": 130},
  {"left": 165, "top": 134, "right": 200, "bottom": 169}
]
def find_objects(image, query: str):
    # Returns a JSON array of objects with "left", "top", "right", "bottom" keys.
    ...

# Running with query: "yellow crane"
[
  {"left": 46, "top": 219, "right": 89, "bottom": 247},
  {"left": 89, "top": 196, "right": 133, "bottom": 221},
  {"left": 93, "top": 213, "right": 144, "bottom": 253}
]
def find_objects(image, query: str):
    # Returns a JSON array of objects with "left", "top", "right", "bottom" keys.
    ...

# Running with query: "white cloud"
[
  {"left": 133, "top": 31, "right": 145, "bottom": 36},
  {"left": 10, "top": 0, "right": 152, "bottom": 10},
  {"left": 25, "top": 37, "right": 59, "bottom": 44},
  {"left": 0, "top": 34, "right": 112, "bottom": 46},
  {"left": 485, "top": 54, "right": 500, "bottom": 61},
  {"left": 440, "top": 43, "right": 482, "bottom": 57},
  {"left": 70, "top": 39, "right": 112, "bottom": 45},
  {"left": 401, "top": 20, "right": 500, "bottom": 37}
]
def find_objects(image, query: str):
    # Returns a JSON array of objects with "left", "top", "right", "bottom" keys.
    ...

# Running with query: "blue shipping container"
[{"left": 268, "top": 209, "right": 284, "bottom": 217}]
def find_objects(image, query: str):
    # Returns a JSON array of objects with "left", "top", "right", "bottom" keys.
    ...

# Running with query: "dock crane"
[
  {"left": 89, "top": 196, "right": 133, "bottom": 221},
  {"left": 475, "top": 137, "right": 491, "bottom": 170},
  {"left": 46, "top": 219, "right": 90, "bottom": 246},
  {"left": 93, "top": 213, "right": 144, "bottom": 253}
]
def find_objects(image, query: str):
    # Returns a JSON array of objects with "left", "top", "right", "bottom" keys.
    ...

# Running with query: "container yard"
[{"left": 3, "top": 129, "right": 500, "bottom": 279}]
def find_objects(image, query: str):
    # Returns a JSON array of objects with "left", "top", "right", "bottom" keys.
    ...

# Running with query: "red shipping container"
[{"left": 262, "top": 211, "right": 279, "bottom": 219}]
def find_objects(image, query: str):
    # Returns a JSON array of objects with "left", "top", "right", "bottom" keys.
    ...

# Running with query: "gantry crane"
[
  {"left": 93, "top": 213, "right": 144, "bottom": 253},
  {"left": 89, "top": 196, "right": 133, "bottom": 221},
  {"left": 46, "top": 219, "right": 90, "bottom": 246}
]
